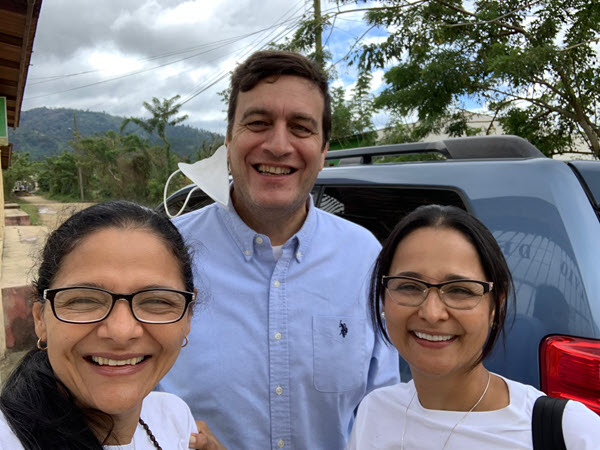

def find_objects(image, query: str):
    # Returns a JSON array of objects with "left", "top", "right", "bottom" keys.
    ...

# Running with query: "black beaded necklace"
[{"left": 138, "top": 418, "right": 162, "bottom": 450}]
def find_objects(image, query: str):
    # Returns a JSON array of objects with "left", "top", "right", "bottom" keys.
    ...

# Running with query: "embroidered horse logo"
[{"left": 339, "top": 320, "right": 348, "bottom": 338}]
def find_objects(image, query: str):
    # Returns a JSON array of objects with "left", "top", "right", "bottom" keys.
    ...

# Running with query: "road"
[
  {"left": 19, "top": 194, "right": 95, "bottom": 231},
  {"left": 1, "top": 194, "right": 95, "bottom": 288}
]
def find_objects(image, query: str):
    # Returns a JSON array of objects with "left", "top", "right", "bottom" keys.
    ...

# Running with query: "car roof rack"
[{"left": 325, "top": 135, "right": 545, "bottom": 164}]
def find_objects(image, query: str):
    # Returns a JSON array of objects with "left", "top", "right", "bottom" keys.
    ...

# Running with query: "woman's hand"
[{"left": 189, "top": 420, "right": 226, "bottom": 450}]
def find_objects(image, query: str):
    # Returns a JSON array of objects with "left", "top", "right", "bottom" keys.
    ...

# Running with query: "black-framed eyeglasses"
[
  {"left": 42, "top": 286, "right": 196, "bottom": 324},
  {"left": 382, "top": 276, "right": 493, "bottom": 310}
]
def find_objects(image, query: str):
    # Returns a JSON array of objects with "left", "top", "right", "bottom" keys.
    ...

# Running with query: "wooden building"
[{"left": 0, "top": 0, "right": 43, "bottom": 169}]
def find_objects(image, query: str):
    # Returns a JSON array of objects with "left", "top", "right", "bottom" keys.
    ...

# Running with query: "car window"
[
  {"left": 568, "top": 161, "right": 600, "bottom": 214},
  {"left": 317, "top": 186, "right": 467, "bottom": 242},
  {"left": 164, "top": 187, "right": 214, "bottom": 216}
]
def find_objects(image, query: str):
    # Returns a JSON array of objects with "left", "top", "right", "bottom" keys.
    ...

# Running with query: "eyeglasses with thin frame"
[
  {"left": 382, "top": 276, "right": 493, "bottom": 310},
  {"left": 42, "top": 286, "right": 196, "bottom": 324}
]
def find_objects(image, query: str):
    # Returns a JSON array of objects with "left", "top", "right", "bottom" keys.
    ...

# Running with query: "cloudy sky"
[{"left": 22, "top": 0, "right": 387, "bottom": 134}]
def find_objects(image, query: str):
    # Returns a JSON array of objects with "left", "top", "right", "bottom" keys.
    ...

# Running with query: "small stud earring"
[{"left": 381, "top": 311, "right": 386, "bottom": 319}]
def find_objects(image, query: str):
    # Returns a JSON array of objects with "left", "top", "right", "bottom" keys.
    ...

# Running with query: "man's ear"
[
  {"left": 32, "top": 302, "right": 47, "bottom": 341},
  {"left": 320, "top": 142, "right": 328, "bottom": 170}
]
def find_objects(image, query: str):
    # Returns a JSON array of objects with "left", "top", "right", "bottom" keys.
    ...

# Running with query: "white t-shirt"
[
  {"left": 347, "top": 376, "right": 600, "bottom": 449},
  {"left": 0, "top": 391, "right": 197, "bottom": 449}
]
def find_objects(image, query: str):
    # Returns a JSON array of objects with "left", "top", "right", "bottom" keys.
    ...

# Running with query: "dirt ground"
[
  {"left": 19, "top": 194, "right": 96, "bottom": 231},
  {"left": 0, "top": 349, "right": 27, "bottom": 383}
]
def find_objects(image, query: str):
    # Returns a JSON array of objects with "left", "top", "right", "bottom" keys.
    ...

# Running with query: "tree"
[
  {"left": 38, "top": 152, "right": 79, "bottom": 197},
  {"left": 197, "top": 136, "right": 223, "bottom": 161},
  {"left": 3, "top": 152, "right": 38, "bottom": 199},
  {"left": 343, "top": 0, "right": 600, "bottom": 157},
  {"left": 70, "top": 131, "right": 155, "bottom": 201},
  {"left": 329, "top": 70, "right": 378, "bottom": 149},
  {"left": 121, "top": 95, "right": 189, "bottom": 176}
]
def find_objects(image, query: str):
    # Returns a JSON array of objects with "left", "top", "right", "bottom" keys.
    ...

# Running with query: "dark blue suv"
[{"left": 161, "top": 135, "right": 600, "bottom": 415}]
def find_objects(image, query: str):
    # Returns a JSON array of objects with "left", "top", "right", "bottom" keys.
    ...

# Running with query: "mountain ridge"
[{"left": 10, "top": 107, "right": 223, "bottom": 161}]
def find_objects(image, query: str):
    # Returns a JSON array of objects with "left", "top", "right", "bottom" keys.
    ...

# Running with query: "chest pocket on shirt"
[{"left": 312, "top": 315, "right": 367, "bottom": 392}]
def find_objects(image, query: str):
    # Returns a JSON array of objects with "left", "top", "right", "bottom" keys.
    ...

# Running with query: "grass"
[
  {"left": 38, "top": 191, "right": 81, "bottom": 203},
  {"left": 16, "top": 201, "right": 41, "bottom": 225}
]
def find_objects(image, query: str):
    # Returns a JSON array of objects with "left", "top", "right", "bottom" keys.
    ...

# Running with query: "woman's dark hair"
[
  {"left": 227, "top": 50, "right": 331, "bottom": 149},
  {"left": 0, "top": 200, "right": 195, "bottom": 449},
  {"left": 35, "top": 200, "right": 194, "bottom": 296},
  {"left": 370, "top": 204, "right": 514, "bottom": 368}
]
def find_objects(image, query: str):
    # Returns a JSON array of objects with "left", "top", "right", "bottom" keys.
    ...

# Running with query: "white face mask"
[{"left": 163, "top": 144, "right": 230, "bottom": 218}]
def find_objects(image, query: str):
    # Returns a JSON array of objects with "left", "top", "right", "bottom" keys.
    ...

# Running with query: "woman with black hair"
[
  {"left": 0, "top": 201, "right": 222, "bottom": 449},
  {"left": 347, "top": 204, "right": 599, "bottom": 449}
]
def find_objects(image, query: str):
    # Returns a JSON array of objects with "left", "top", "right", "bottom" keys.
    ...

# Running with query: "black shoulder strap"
[{"left": 532, "top": 396, "right": 569, "bottom": 450}]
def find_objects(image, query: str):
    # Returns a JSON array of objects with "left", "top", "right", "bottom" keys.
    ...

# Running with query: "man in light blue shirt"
[{"left": 160, "top": 50, "right": 399, "bottom": 450}]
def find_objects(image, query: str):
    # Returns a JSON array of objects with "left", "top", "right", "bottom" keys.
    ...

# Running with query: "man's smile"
[{"left": 254, "top": 164, "right": 295, "bottom": 175}]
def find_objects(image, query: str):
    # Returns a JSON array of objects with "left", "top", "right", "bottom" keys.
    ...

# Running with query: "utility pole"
[
  {"left": 73, "top": 113, "right": 84, "bottom": 201},
  {"left": 313, "top": 0, "right": 323, "bottom": 67}
]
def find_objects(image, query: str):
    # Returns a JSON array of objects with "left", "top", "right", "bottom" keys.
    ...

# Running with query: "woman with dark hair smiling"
[
  {"left": 0, "top": 201, "right": 223, "bottom": 449},
  {"left": 347, "top": 204, "right": 599, "bottom": 449}
]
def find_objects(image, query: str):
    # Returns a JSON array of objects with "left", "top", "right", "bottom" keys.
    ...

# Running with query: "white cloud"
[
  {"left": 156, "top": 1, "right": 220, "bottom": 27},
  {"left": 88, "top": 51, "right": 145, "bottom": 77},
  {"left": 22, "top": 0, "right": 388, "bottom": 134}
]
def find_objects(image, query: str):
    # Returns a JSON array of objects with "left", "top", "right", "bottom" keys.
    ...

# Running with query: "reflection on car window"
[{"left": 318, "top": 186, "right": 466, "bottom": 242}]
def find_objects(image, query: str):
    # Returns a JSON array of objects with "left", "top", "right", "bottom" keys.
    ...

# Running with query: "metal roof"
[{"left": 0, "top": 0, "right": 43, "bottom": 129}]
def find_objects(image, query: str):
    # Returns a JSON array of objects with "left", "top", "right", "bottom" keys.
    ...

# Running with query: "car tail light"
[{"left": 540, "top": 335, "right": 600, "bottom": 415}]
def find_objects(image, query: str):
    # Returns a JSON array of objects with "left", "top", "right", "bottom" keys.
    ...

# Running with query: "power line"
[
  {"left": 28, "top": 19, "right": 305, "bottom": 84},
  {"left": 25, "top": 5, "right": 308, "bottom": 100},
  {"left": 179, "top": 0, "right": 308, "bottom": 106}
]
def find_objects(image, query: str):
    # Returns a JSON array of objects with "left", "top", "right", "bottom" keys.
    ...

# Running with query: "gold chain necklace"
[{"left": 400, "top": 371, "right": 491, "bottom": 450}]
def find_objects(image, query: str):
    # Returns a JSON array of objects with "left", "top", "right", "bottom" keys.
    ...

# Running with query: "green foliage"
[
  {"left": 2, "top": 152, "right": 38, "bottom": 200},
  {"left": 13, "top": 100, "right": 225, "bottom": 205},
  {"left": 16, "top": 201, "right": 40, "bottom": 225},
  {"left": 217, "top": 87, "right": 231, "bottom": 116},
  {"left": 376, "top": 153, "right": 445, "bottom": 163},
  {"left": 32, "top": 130, "right": 179, "bottom": 205},
  {"left": 268, "top": 8, "right": 333, "bottom": 68},
  {"left": 69, "top": 131, "right": 152, "bottom": 201},
  {"left": 330, "top": 70, "right": 377, "bottom": 147},
  {"left": 121, "top": 95, "right": 189, "bottom": 177},
  {"left": 348, "top": 0, "right": 600, "bottom": 157},
  {"left": 499, "top": 107, "right": 574, "bottom": 157},
  {"left": 378, "top": 120, "right": 421, "bottom": 145},
  {"left": 37, "top": 152, "right": 79, "bottom": 198},
  {"left": 330, "top": 86, "right": 353, "bottom": 141},
  {"left": 197, "top": 136, "right": 224, "bottom": 160}
]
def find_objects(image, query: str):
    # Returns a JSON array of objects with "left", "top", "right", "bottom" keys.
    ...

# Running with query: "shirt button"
[
  {"left": 274, "top": 332, "right": 282, "bottom": 340},
  {"left": 274, "top": 280, "right": 280, "bottom": 288},
  {"left": 277, "top": 439, "right": 285, "bottom": 448},
  {"left": 275, "top": 386, "right": 283, "bottom": 395},
  {"left": 296, "top": 251, "right": 302, "bottom": 258},
  {"left": 255, "top": 236, "right": 263, "bottom": 244},
  {"left": 244, "top": 249, "right": 250, "bottom": 256}
]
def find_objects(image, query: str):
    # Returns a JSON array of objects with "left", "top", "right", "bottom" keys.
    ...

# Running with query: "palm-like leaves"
[{"left": 120, "top": 95, "right": 188, "bottom": 176}]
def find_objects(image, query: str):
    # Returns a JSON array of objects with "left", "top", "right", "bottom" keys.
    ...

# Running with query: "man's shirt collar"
[{"left": 218, "top": 195, "right": 316, "bottom": 263}]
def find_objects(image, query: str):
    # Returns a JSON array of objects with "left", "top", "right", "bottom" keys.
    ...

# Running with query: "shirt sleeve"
[
  {"left": 364, "top": 240, "right": 401, "bottom": 393},
  {"left": 366, "top": 330, "right": 400, "bottom": 392},
  {"left": 346, "top": 392, "right": 371, "bottom": 450},
  {"left": 563, "top": 400, "right": 600, "bottom": 449}
]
